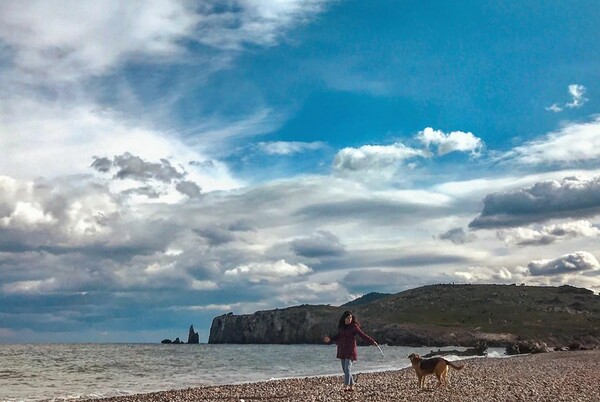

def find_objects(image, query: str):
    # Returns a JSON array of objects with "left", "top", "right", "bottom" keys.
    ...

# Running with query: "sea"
[{"left": 0, "top": 344, "right": 507, "bottom": 402}]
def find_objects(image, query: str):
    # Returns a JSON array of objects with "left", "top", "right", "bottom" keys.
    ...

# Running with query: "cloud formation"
[
  {"left": 497, "top": 220, "right": 600, "bottom": 246},
  {"left": 196, "top": 0, "right": 331, "bottom": 50},
  {"left": 0, "top": 0, "right": 199, "bottom": 81},
  {"left": 469, "top": 176, "right": 600, "bottom": 229},
  {"left": 290, "top": 230, "right": 346, "bottom": 257},
  {"left": 528, "top": 251, "right": 600, "bottom": 276},
  {"left": 333, "top": 143, "right": 426, "bottom": 172},
  {"left": 92, "top": 153, "right": 185, "bottom": 183},
  {"left": 439, "top": 227, "right": 476, "bottom": 245},
  {"left": 417, "top": 127, "right": 484, "bottom": 156},
  {"left": 224, "top": 259, "right": 313, "bottom": 283},
  {"left": 503, "top": 118, "right": 600, "bottom": 165},
  {"left": 0, "top": 0, "right": 332, "bottom": 82},
  {"left": 258, "top": 141, "right": 326, "bottom": 155},
  {"left": 546, "top": 84, "right": 588, "bottom": 112}
]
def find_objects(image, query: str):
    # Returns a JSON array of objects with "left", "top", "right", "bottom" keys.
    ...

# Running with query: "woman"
[{"left": 323, "top": 310, "right": 378, "bottom": 392}]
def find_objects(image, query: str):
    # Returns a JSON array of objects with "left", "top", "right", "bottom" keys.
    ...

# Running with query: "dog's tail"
[{"left": 446, "top": 360, "right": 465, "bottom": 370}]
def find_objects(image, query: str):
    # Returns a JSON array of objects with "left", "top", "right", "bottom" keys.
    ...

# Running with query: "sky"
[{"left": 1, "top": 0, "right": 600, "bottom": 344}]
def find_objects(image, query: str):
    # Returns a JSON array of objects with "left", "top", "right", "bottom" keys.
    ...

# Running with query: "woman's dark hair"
[{"left": 338, "top": 310, "right": 358, "bottom": 328}]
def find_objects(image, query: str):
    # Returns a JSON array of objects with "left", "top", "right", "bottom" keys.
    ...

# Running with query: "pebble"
[{"left": 65, "top": 350, "right": 600, "bottom": 402}]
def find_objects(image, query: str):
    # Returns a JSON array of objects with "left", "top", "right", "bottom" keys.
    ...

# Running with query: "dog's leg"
[
  {"left": 442, "top": 366, "right": 448, "bottom": 386},
  {"left": 434, "top": 363, "right": 444, "bottom": 388},
  {"left": 435, "top": 372, "right": 442, "bottom": 388}
]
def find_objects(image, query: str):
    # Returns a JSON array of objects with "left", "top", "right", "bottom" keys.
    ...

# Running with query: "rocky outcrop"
[
  {"left": 209, "top": 306, "right": 341, "bottom": 344},
  {"left": 422, "top": 341, "right": 489, "bottom": 358},
  {"left": 161, "top": 325, "right": 200, "bottom": 344},
  {"left": 188, "top": 325, "right": 200, "bottom": 344},
  {"left": 505, "top": 341, "right": 551, "bottom": 355}
]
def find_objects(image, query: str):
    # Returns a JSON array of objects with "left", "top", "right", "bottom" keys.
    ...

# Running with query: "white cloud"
[
  {"left": 528, "top": 251, "right": 600, "bottom": 276},
  {"left": 190, "top": 280, "right": 219, "bottom": 291},
  {"left": 545, "top": 84, "right": 588, "bottom": 112},
  {"left": 258, "top": 141, "right": 326, "bottom": 155},
  {"left": 0, "top": 201, "right": 55, "bottom": 228},
  {"left": 505, "top": 118, "right": 600, "bottom": 165},
  {"left": 545, "top": 103, "right": 563, "bottom": 113},
  {"left": 498, "top": 220, "right": 600, "bottom": 246},
  {"left": 333, "top": 143, "right": 426, "bottom": 172},
  {"left": 565, "top": 84, "right": 588, "bottom": 109},
  {"left": 0, "top": 0, "right": 332, "bottom": 82},
  {"left": 184, "top": 304, "right": 240, "bottom": 312},
  {"left": 0, "top": 0, "right": 199, "bottom": 81},
  {"left": 196, "top": 0, "right": 331, "bottom": 50},
  {"left": 2, "top": 278, "right": 58, "bottom": 295},
  {"left": 0, "top": 98, "right": 240, "bottom": 193},
  {"left": 224, "top": 259, "right": 312, "bottom": 282},
  {"left": 453, "top": 266, "right": 527, "bottom": 283},
  {"left": 417, "top": 127, "right": 484, "bottom": 156}
]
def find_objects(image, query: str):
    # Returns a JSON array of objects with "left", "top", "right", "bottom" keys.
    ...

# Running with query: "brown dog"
[{"left": 407, "top": 353, "right": 464, "bottom": 389}]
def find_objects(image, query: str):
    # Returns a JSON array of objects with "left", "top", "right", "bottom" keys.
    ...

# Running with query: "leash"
[{"left": 372, "top": 345, "right": 401, "bottom": 371}]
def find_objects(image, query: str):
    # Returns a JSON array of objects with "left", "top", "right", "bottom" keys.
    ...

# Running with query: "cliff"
[
  {"left": 209, "top": 305, "right": 342, "bottom": 344},
  {"left": 209, "top": 284, "right": 600, "bottom": 347}
]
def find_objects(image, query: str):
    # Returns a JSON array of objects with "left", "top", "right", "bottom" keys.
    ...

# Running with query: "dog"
[{"left": 407, "top": 353, "right": 464, "bottom": 389}]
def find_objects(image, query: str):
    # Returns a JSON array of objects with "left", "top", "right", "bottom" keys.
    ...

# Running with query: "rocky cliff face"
[{"left": 209, "top": 305, "right": 341, "bottom": 344}]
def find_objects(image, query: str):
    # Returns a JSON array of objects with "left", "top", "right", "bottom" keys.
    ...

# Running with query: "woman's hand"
[{"left": 323, "top": 336, "right": 330, "bottom": 344}]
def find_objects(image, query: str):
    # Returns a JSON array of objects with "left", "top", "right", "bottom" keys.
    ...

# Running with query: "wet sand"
[{"left": 76, "top": 350, "right": 600, "bottom": 402}]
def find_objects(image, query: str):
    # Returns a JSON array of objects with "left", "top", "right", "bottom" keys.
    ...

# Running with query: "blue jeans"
[{"left": 341, "top": 359, "right": 353, "bottom": 385}]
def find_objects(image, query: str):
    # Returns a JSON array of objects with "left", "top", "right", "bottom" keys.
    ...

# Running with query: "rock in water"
[{"left": 188, "top": 325, "right": 200, "bottom": 344}]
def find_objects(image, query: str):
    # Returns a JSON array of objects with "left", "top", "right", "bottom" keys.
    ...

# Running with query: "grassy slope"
[{"left": 353, "top": 284, "right": 600, "bottom": 341}]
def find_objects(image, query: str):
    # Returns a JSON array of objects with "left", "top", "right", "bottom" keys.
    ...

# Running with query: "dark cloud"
[
  {"left": 227, "top": 220, "right": 256, "bottom": 232},
  {"left": 176, "top": 180, "right": 202, "bottom": 198},
  {"left": 90, "top": 156, "right": 112, "bottom": 173},
  {"left": 308, "top": 249, "right": 473, "bottom": 272},
  {"left": 189, "top": 160, "right": 216, "bottom": 169},
  {"left": 91, "top": 152, "right": 185, "bottom": 183},
  {"left": 290, "top": 230, "right": 346, "bottom": 258},
  {"left": 195, "top": 226, "right": 236, "bottom": 246},
  {"left": 469, "top": 176, "right": 600, "bottom": 229},
  {"left": 528, "top": 251, "right": 600, "bottom": 276},
  {"left": 114, "top": 153, "right": 184, "bottom": 182},
  {"left": 439, "top": 227, "right": 475, "bottom": 244}
]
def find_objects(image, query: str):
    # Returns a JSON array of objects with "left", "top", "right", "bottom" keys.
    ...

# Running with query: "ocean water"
[{"left": 0, "top": 343, "right": 506, "bottom": 402}]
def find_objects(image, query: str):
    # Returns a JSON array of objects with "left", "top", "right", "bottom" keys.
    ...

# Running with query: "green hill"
[
  {"left": 342, "top": 292, "right": 391, "bottom": 307},
  {"left": 209, "top": 284, "right": 600, "bottom": 347}
]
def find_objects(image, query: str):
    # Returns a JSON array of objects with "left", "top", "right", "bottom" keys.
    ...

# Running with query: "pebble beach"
[{"left": 73, "top": 350, "right": 600, "bottom": 402}]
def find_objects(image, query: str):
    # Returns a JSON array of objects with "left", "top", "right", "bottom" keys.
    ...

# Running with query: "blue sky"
[{"left": 1, "top": 0, "right": 600, "bottom": 343}]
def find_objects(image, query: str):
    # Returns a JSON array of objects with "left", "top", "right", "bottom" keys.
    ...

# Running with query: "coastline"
[{"left": 73, "top": 350, "right": 600, "bottom": 402}]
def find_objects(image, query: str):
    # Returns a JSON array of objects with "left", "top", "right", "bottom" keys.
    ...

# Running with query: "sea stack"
[{"left": 188, "top": 325, "right": 200, "bottom": 344}]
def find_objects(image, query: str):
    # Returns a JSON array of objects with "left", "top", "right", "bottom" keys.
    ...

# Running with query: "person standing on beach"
[{"left": 323, "top": 310, "right": 378, "bottom": 392}]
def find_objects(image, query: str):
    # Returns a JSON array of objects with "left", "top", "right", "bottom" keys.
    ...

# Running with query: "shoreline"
[{"left": 73, "top": 350, "right": 600, "bottom": 402}]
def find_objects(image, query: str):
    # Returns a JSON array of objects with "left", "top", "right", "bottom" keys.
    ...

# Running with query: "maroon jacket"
[{"left": 330, "top": 322, "right": 375, "bottom": 360}]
